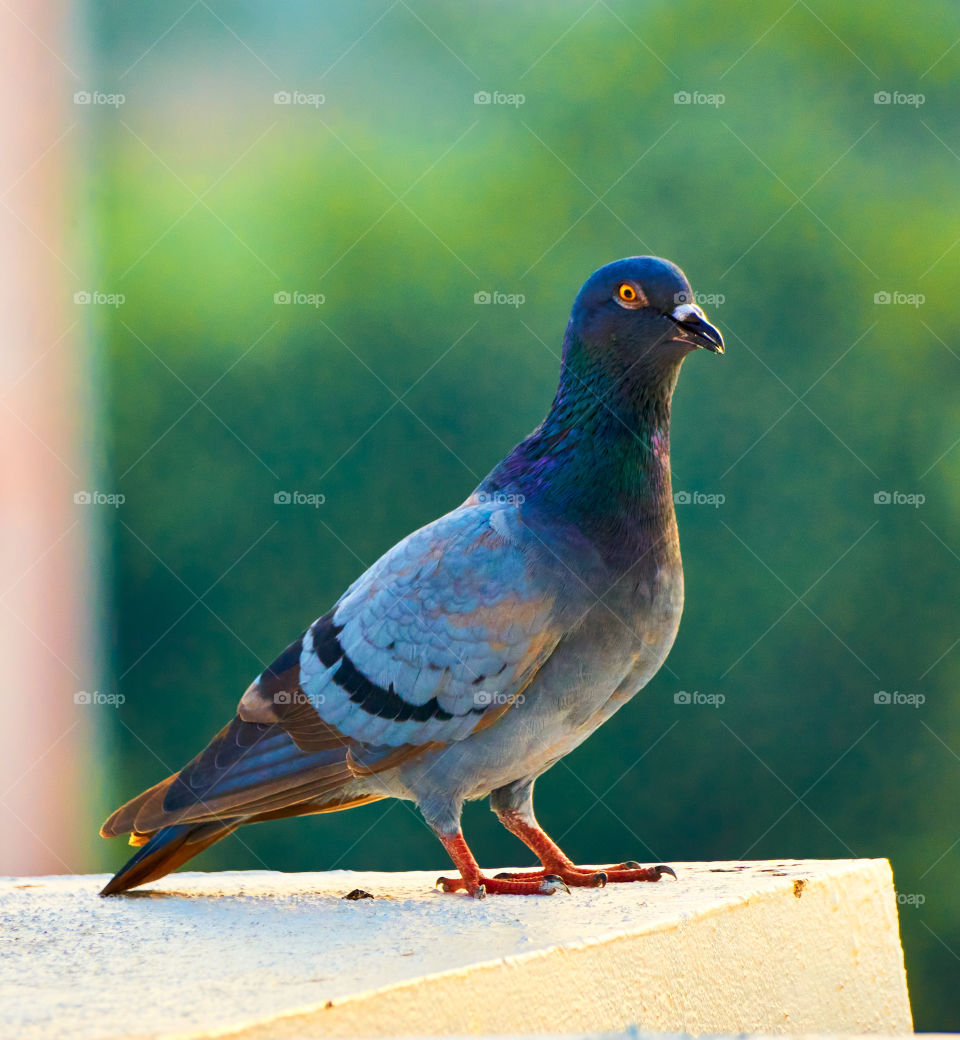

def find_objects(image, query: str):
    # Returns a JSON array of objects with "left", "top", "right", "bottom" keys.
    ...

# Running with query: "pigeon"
[{"left": 100, "top": 256, "right": 723, "bottom": 898}]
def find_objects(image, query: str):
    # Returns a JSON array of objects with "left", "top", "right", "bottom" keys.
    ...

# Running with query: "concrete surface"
[{"left": 0, "top": 859, "right": 912, "bottom": 1039}]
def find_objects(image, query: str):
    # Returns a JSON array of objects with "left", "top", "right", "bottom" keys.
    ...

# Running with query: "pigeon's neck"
[{"left": 483, "top": 335, "right": 682, "bottom": 562}]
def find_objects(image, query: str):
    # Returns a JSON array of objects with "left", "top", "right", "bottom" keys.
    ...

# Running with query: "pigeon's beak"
[{"left": 668, "top": 303, "right": 724, "bottom": 354}]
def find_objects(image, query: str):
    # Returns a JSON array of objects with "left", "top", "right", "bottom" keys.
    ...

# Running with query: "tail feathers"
[
  {"left": 100, "top": 773, "right": 178, "bottom": 839},
  {"left": 100, "top": 718, "right": 354, "bottom": 838},
  {"left": 99, "top": 820, "right": 238, "bottom": 896},
  {"left": 246, "top": 791, "right": 383, "bottom": 824},
  {"left": 99, "top": 714, "right": 383, "bottom": 895},
  {"left": 101, "top": 791, "right": 385, "bottom": 896}
]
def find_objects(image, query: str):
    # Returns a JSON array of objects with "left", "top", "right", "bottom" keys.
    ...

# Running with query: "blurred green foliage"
[{"left": 87, "top": 0, "right": 959, "bottom": 1026}]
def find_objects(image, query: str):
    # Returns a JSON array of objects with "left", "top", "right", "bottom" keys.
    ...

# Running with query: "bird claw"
[
  {"left": 539, "top": 874, "right": 570, "bottom": 895},
  {"left": 436, "top": 872, "right": 568, "bottom": 896},
  {"left": 607, "top": 860, "right": 676, "bottom": 880},
  {"left": 435, "top": 875, "right": 463, "bottom": 893},
  {"left": 436, "top": 862, "right": 672, "bottom": 896}
]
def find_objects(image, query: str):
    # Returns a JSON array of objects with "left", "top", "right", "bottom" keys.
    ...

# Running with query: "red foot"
[
  {"left": 434, "top": 827, "right": 676, "bottom": 900},
  {"left": 492, "top": 861, "right": 676, "bottom": 886},
  {"left": 435, "top": 873, "right": 569, "bottom": 898}
]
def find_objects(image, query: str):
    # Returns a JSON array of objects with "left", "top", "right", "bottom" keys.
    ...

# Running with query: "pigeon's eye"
[{"left": 615, "top": 283, "right": 645, "bottom": 308}]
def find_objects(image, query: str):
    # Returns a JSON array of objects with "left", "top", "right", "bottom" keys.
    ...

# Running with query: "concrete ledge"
[{"left": 0, "top": 859, "right": 911, "bottom": 1039}]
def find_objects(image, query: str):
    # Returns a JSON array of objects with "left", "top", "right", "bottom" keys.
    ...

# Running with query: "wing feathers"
[{"left": 103, "top": 500, "right": 574, "bottom": 850}]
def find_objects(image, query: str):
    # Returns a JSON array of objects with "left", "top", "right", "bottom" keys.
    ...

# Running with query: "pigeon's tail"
[
  {"left": 99, "top": 820, "right": 239, "bottom": 896},
  {"left": 99, "top": 713, "right": 387, "bottom": 895},
  {"left": 99, "top": 788, "right": 385, "bottom": 896}
]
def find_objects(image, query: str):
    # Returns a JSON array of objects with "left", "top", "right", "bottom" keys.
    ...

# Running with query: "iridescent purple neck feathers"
[{"left": 479, "top": 325, "right": 684, "bottom": 557}]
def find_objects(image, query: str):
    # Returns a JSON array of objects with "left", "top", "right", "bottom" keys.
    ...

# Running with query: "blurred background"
[{"left": 1, "top": 0, "right": 958, "bottom": 1027}]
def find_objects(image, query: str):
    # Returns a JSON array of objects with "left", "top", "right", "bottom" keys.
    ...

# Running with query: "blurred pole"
[{"left": 0, "top": 0, "right": 99, "bottom": 874}]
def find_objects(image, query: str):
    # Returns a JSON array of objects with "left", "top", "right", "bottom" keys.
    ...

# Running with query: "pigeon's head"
[{"left": 567, "top": 257, "right": 724, "bottom": 379}]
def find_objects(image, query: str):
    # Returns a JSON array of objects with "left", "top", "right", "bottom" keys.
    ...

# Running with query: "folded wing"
[
  {"left": 240, "top": 499, "right": 564, "bottom": 753},
  {"left": 103, "top": 499, "right": 572, "bottom": 838}
]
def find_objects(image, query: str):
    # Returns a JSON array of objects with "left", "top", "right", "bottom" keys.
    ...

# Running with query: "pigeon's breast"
[{"left": 571, "top": 555, "right": 685, "bottom": 726}]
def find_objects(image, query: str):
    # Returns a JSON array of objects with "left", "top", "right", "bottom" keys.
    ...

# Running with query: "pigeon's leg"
[
  {"left": 489, "top": 779, "right": 675, "bottom": 886},
  {"left": 433, "top": 831, "right": 570, "bottom": 898}
]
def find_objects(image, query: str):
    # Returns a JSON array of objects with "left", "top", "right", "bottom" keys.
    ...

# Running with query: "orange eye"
[{"left": 617, "top": 283, "right": 638, "bottom": 303}]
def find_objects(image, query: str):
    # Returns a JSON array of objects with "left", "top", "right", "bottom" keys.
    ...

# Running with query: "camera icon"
[
  {"left": 73, "top": 491, "right": 92, "bottom": 504},
  {"left": 473, "top": 91, "right": 492, "bottom": 105},
  {"left": 874, "top": 91, "right": 891, "bottom": 104},
  {"left": 673, "top": 491, "right": 691, "bottom": 504},
  {"left": 874, "top": 291, "right": 891, "bottom": 304},
  {"left": 274, "top": 291, "right": 291, "bottom": 304},
  {"left": 673, "top": 91, "right": 691, "bottom": 104},
  {"left": 474, "top": 291, "right": 491, "bottom": 304},
  {"left": 73, "top": 91, "right": 92, "bottom": 105},
  {"left": 274, "top": 91, "right": 292, "bottom": 105},
  {"left": 874, "top": 491, "right": 891, "bottom": 504},
  {"left": 274, "top": 691, "right": 292, "bottom": 704},
  {"left": 874, "top": 691, "right": 891, "bottom": 704},
  {"left": 674, "top": 691, "right": 691, "bottom": 704},
  {"left": 74, "top": 291, "right": 91, "bottom": 304},
  {"left": 74, "top": 691, "right": 92, "bottom": 704},
  {"left": 474, "top": 690, "right": 492, "bottom": 706},
  {"left": 274, "top": 491, "right": 291, "bottom": 504}
]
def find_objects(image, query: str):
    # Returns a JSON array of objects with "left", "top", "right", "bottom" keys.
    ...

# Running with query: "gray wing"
[{"left": 238, "top": 498, "right": 592, "bottom": 754}]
